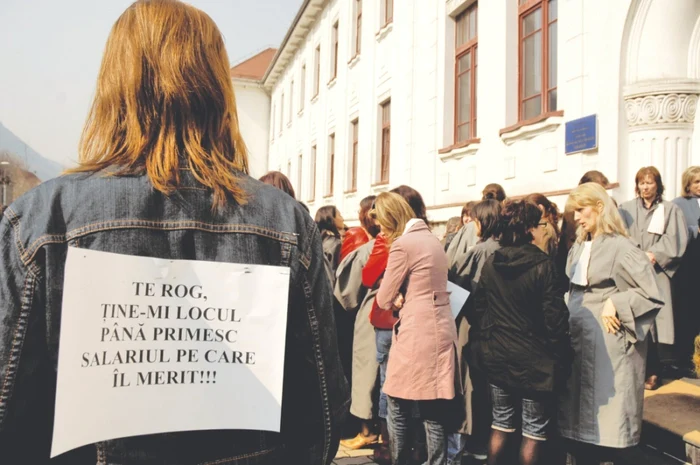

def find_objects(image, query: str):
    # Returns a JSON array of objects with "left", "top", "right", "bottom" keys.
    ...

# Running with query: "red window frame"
[
  {"left": 313, "top": 46, "right": 320, "bottom": 97},
  {"left": 518, "top": 0, "right": 557, "bottom": 122},
  {"left": 327, "top": 134, "right": 335, "bottom": 196},
  {"left": 300, "top": 65, "right": 306, "bottom": 111},
  {"left": 279, "top": 92, "right": 284, "bottom": 135},
  {"left": 383, "top": 0, "right": 393, "bottom": 26},
  {"left": 380, "top": 100, "right": 391, "bottom": 184},
  {"left": 310, "top": 145, "right": 317, "bottom": 201},
  {"left": 355, "top": 0, "right": 362, "bottom": 56},
  {"left": 331, "top": 22, "right": 339, "bottom": 80},
  {"left": 297, "top": 154, "right": 302, "bottom": 197},
  {"left": 454, "top": 4, "right": 478, "bottom": 143},
  {"left": 351, "top": 120, "right": 359, "bottom": 191}
]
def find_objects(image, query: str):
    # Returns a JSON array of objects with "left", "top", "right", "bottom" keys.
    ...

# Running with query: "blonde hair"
[
  {"left": 566, "top": 183, "right": 628, "bottom": 243},
  {"left": 68, "top": 0, "right": 249, "bottom": 207},
  {"left": 373, "top": 192, "right": 416, "bottom": 243},
  {"left": 680, "top": 166, "right": 700, "bottom": 198}
]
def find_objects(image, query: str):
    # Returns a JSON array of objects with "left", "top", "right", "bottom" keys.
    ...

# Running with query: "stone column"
[{"left": 623, "top": 80, "right": 699, "bottom": 199}]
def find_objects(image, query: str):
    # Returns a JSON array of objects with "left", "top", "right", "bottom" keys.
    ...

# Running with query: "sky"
[{"left": 0, "top": 0, "right": 302, "bottom": 169}]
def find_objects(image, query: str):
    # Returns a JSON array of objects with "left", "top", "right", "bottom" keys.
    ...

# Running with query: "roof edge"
[{"left": 262, "top": 0, "right": 314, "bottom": 86}]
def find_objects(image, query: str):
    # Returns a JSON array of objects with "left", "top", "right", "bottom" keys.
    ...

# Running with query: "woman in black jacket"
[{"left": 472, "top": 200, "right": 572, "bottom": 465}]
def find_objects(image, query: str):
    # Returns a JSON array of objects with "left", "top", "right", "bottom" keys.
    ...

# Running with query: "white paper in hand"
[
  {"left": 647, "top": 203, "right": 665, "bottom": 235},
  {"left": 446, "top": 281, "right": 470, "bottom": 319}
]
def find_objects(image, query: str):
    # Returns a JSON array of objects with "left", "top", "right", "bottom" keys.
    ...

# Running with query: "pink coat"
[{"left": 377, "top": 220, "right": 460, "bottom": 401}]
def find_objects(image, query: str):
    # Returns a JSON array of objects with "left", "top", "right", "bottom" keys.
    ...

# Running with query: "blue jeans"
[
  {"left": 447, "top": 433, "right": 466, "bottom": 465},
  {"left": 375, "top": 328, "right": 393, "bottom": 419},
  {"left": 387, "top": 396, "right": 449, "bottom": 465},
  {"left": 490, "top": 384, "right": 552, "bottom": 441}
]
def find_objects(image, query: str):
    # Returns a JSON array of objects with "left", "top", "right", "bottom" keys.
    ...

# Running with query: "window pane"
[
  {"left": 548, "top": 22, "right": 557, "bottom": 89},
  {"left": 469, "top": 8, "right": 477, "bottom": 40},
  {"left": 458, "top": 123, "right": 471, "bottom": 143},
  {"left": 386, "top": 0, "right": 393, "bottom": 22},
  {"left": 522, "top": 31, "right": 542, "bottom": 98},
  {"left": 458, "top": 52, "right": 471, "bottom": 73},
  {"left": 548, "top": 89, "right": 557, "bottom": 112},
  {"left": 473, "top": 118, "right": 477, "bottom": 137},
  {"left": 522, "top": 96, "right": 541, "bottom": 120},
  {"left": 458, "top": 71, "right": 471, "bottom": 125},
  {"left": 549, "top": 0, "right": 558, "bottom": 22},
  {"left": 456, "top": 13, "right": 467, "bottom": 47},
  {"left": 522, "top": 8, "right": 542, "bottom": 36}
]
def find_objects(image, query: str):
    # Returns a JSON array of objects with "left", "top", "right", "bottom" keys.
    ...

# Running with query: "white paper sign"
[
  {"left": 51, "top": 247, "right": 290, "bottom": 458},
  {"left": 447, "top": 281, "right": 470, "bottom": 319}
]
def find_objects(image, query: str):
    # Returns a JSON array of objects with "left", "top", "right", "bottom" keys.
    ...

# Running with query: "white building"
[
  {"left": 241, "top": 0, "right": 700, "bottom": 225},
  {"left": 230, "top": 48, "right": 277, "bottom": 179}
]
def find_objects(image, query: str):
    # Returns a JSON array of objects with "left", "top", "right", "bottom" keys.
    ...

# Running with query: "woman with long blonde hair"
[
  {"left": 558, "top": 183, "right": 663, "bottom": 463},
  {"left": 374, "top": 192, "right": 460, "bottom": 465},
  {"left": 672, "top": 166, "right": 700, "bottom": 376},
  {"left": 0, "top": 2, "right": 347, "bottom": 464}
]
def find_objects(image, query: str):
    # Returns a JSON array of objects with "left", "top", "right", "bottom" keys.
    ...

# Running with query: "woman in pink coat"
[{"left": 374, "top": 192, "right": 460, "bottom": 465}]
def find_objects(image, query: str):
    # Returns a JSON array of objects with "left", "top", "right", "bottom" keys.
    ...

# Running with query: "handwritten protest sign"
[{"left": 51, "top": 247, "right": 290, "bottom": 458}]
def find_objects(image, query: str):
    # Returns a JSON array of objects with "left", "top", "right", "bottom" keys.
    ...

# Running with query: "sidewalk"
[{"left": 332, "top": 443, "right": 375, "bottom": 465}]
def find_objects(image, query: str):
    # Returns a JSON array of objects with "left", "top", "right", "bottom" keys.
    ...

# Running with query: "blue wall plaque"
[{"left": 565, "top": 114, "right": 598, "bottom": 154}]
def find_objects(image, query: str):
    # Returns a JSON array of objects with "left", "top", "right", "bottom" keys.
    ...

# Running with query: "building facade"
[{"left": 256, "top": 0, "right": 700, "bottom": 224}]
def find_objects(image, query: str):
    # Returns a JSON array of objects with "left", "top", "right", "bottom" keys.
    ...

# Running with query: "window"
[
  {"left": 310, "top": 145, "right": 317, "bottom": 201},
  {"left": 354, "top": 0, "right": 362, "bottom": 56},
  {"left": 313, "top": 46, "right": 321, "bottom": 97},
  {"left": 379, "top": 100, "right": 391, "bottom": 184},
  {"left": 280, "top": 92, "right": 284, "bottom": 135},
  {"left": 298, "top": 154, "right": 303, "bottom": 198},
  {"left": 300, "top": 65, "right": 306, "bottom": 111},
  {"left": 519, "top": 0, "right": 557, "bottom": 121},
  {"left": 271, "top": 104, "right": 276, "bottom": 140},
  {"left": 287, "top": 160, "right": 291, "bottom": 178},
  {"left": 350, "top": 119, "right": 359, "bottom": 191},
  {"left": 455, "top": 4, "right": 478, "bottom": 143},
  {"left": 331, "top": 22, "right": 339, "bottom": 80},
  {"left": 289, "top": 80, "right": 294, "bottom": 123},
  {"left": 382, "top": 0, "right": 394, "bottom": 27},
  {"left": 327, "top": 133, "right": 335, "bottom": 196}
]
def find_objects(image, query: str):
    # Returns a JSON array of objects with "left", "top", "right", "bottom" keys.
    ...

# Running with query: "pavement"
[{"left": 332, "top": 443, "right": 375, "bottom": 465}]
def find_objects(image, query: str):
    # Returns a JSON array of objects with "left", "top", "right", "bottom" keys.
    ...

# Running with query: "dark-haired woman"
[
  {"left": 472, "top": 200, "right": 572, "bottom": 465},
  {"left": 448, "top": 199, "right": 502, "bottom": 463},
  {"left": 259, "top": 170, "right": 296, "bottom": 199},
  {"left": 334, "top": 197, "right": 382, "bottom": 453},
  {"left": 524, "top": 194, "right": 561, "bottom": 258},
  {"left": 315, "top": 205, "right": 344, "bottom": 286},
  {"left": 619, "top": 167, "right": 687, "bottom": 390},
  {"left": 340, "top": 196, "right": 379, "bottom": 262}
]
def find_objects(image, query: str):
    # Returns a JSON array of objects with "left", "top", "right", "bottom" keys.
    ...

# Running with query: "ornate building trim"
[{"left": 624, "top": 79, "right": 700, "bottom": 130}]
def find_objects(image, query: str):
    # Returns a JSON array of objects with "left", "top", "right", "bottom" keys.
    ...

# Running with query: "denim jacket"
[{"left": 0, "top": 170, "right": 349, "bottom": 465}]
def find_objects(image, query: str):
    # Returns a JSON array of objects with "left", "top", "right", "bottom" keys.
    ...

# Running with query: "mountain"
[{"left": 0, "top": 121, "right": 64, "bottom": 181}]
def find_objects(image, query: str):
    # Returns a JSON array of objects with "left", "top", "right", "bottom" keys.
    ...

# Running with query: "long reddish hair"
[{"left": 69, "top": 0, "right": 249, "bottom": 207}]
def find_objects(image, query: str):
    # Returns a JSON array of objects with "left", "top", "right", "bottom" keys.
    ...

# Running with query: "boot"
[{"left": 373, "top": 419, "right": 391, "bottom": 464}]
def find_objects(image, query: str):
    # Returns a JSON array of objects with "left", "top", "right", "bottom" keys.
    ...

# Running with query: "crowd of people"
[
  {"left": 1, "top": 2, "right": 700, "bottom": 464},
  {"left": 259, "top": 164, "right": 700, "bottom": 465}
]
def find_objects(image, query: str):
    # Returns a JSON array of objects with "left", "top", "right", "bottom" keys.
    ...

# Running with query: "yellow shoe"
[{"left": 340, "top": 433, "right": 379, "bottom": 450}]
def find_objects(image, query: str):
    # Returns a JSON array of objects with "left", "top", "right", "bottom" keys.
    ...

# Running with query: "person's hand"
[
  {"left": 645, "top": 251, "right": 656, "bottom": 265},
  {"left": 602, "top": 298, "right": 621, "bottom": 334},
  {"left": 392, "top": 294, "right": 404, "bottom": 311}
]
